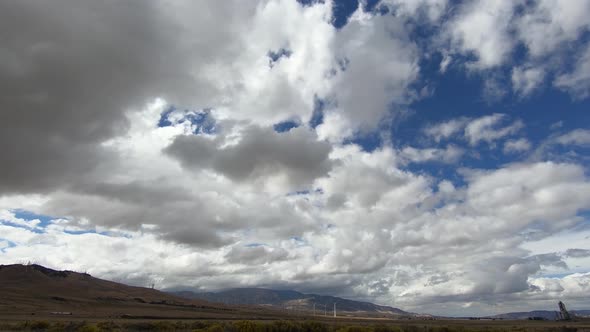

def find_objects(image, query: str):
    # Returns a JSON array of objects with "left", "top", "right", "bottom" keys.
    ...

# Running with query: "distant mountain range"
[
  {"left": 490, "top": 310, "right": 590, "bottom": 320},
  {"left": 170, "top": 288, "right": 414, "bottom": 318}
]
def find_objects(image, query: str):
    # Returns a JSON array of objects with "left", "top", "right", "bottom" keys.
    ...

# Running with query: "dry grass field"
[{"left": 0, "top": 317, "right": 589, "bottom": 332}]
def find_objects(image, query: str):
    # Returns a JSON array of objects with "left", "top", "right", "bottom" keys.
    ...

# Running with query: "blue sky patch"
[
  {"left": 245, "top": 243, "right": 265, "bottom": 248},
  {"left": 0, "top": 239, "right": 16, "bottom": 252},
  {"left": 11, "top": 209, "right": 55, "bottom": 228},
  {"left": 1, "top": 210, "right": 114, "bottom": 237},
  {"left": 309, "top": 97, "right": 327, "bottom": 128},
  {"left": 0, "top": 209, "right": 57, "bottom": 233},
  {"left": 331, "top": 0, "right": 358, "bottom": 28},
  {"left": 273, "top": 120, "right": 300, "bottom": 133},
  {"left": 63, "top": 229, "right": 106, "bottom": 236},
  {"left": 158, "top": 106, "right": 216, "bottom": 135},
  {"left": 268, "top": 48, "right": 293, "bottom": 68}
]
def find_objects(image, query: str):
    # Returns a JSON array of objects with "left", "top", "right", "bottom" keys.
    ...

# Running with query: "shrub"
[
  {"left": 206, "top": 323, "right": 225, "bottom": 332},
  {"left": 96, "top": 321, "right": 122, "bottom": 332},
  {"left": 76, "top": 324, "right": 100, "bottom": 332},
  {"left": 30, "top": 320, "right": 51, "bottom": 331},
  {"left": 270, "top": 320, "right": 302, "bottom": 332},
  {"left": 374, "top": 325, "right": 402, "bottom": 332},
  {"left": 234, "top": 320, "right": 261, "bottom": 332},
  {"left": 336, "top": 326, "right": 372, "bottom": 332},
  {"left": 151, "top": 321, "right": 177, "bottom": 331},
  {"left": 301, "top": 321, "right": 328, "bottom": 332}
]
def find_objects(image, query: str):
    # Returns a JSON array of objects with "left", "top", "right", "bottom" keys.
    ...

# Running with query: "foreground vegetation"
[{"left": 0, "top": 319, "right": 587, "bottom": 332}]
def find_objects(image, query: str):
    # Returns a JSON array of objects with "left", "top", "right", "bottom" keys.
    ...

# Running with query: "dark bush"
[{"left": 30, "top": 320, "right": 51, "bottom": 331}]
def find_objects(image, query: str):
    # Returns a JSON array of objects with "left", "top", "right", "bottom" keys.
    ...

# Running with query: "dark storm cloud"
[
  {"left": 1, "top": 1, "right": 154, "bottom": 193},
  {"left": 564, "top": 248, "right": 590, "bottom": 258},
  {"left": 70, "top": 181, "right": 192, "bottom": 205},
  {"left": 38, "top": 188, "right": 242, "bottom": 248},
  {"left": 225, "top": 245, "right": 290, "bottom": 265},
  {"left": 161, "top": 226, "right": 234, "bottom": 249},
  {"left": 39, "top": 179, "right": 318, "bottom": 248},
  {"left": 165, "top": 125, "right": 333, "bottom": 186},
  {"left": 528, "top": 253, "right": 568, "bottom": 269},
  {"left": 0, "top": 0, "right": 245, "bottom": 194},
  {"left": 463, "top": 257, "right": 540, "bottom": 296}
]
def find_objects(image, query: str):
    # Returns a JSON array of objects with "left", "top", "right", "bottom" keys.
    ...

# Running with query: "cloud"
[
  {"left": 564, "top": 249, "right": 590, "bottom": 258},
  {"left": 164, "top": 125, "right": 333, "bottom": 189},
  {"left": 316, "top": 112, "right": 355, "bottom": 143},
  {"left": 0, "top": 0, "right": 200, "bottom": 194},
  {"left": 512, "top": 66, "right": 545, "bottom": 97},
  {"left": 400, "top": 145, "right": 464, "bottom": 164},
  {"left": 528, "top": 253, "right": 568, "bottom": 270},
  {"left": 325, "top": 8, "right": 419, "bottom": 136},
  {"left": 225, "top": 245, "right": 290, "bottom": 265},
  {"left": 555, "top": 44, "right": 590, "bottom": 99},
  {"left": 0, "top": 210, "right": 42, "bottom": 230},
  {"left": 464, "top": 114, "right": 523, "bottom": 146},
  {"left": 464, "top": 162, "right": 590, "bottom": 226},
  {"left": 554, "top": 129, "right": 590, "bottom": 147},
  {"left": 445, "top": 0, "right": 518, "bottom": 69},
  {"left": 530, "top": 273, "right": 590, "bottom": 299},
  {"left": 482, "top": 75, "right": 509, "bottom": 103},
  {"left": 503, "top": 138, "right": 532, "bottom": 154},
  {"left": 516, "top": 0, "right": 590, "bottom": 59},
  {"left": 439, "top": 53, "right": 452, "bottom": 73},
  {"left": 2, "top": 155, "right": 590, "bottom": 314},
  {"left": 424, "top": 117, "right": 469, "bottom": 143},
  {"left": 425, "top": 114, "right": 524, "bottom": 147},
  {"left": 0, "top": 0, "right": 340, "bottom": 195},
  {"left": 381, "top": 0, "right": 449, "bottom": 23},
  {"left": 438, "top": 0, "right": 590, "bottom": 102}
]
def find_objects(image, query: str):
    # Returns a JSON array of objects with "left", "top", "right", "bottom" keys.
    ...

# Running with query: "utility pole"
[
  {"left": 313, "top": 303, "right": 316, "bottom": 316},
  {"left": 333, "top": 303, "right": 336, "bottom": 318}
]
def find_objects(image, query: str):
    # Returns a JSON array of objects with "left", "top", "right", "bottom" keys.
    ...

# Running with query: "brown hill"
[{"left": 0, "top": 264, "right": 268, "bottom": 320}]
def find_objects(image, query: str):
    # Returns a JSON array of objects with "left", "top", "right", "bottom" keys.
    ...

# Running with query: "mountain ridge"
[{"left": 170, "top": 287, "right": 413, "bottom": 318}]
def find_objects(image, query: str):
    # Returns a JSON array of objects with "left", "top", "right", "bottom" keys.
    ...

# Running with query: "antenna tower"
[{"left": 558, "top": 301, "right": 571, "bottom": 321}]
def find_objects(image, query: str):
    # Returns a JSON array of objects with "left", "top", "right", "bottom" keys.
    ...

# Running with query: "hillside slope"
[{"left": 0, "top": 264, "right": 238, "bottom": 319}]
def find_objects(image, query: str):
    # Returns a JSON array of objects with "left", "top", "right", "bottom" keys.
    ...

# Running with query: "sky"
[{"left": 1, "top": 0, "right": 590, "bottom": 317}]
